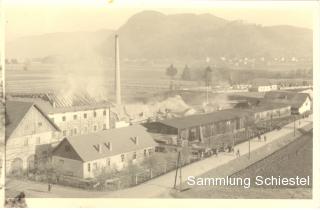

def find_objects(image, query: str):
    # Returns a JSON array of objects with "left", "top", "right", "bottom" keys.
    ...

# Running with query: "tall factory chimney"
[{"left": 115, "top": 34, "right": 121, "bottom": 105}]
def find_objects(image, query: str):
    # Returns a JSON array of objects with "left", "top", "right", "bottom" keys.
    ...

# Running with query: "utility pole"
[
  {"left": 293, "top": 115, "right": 296, "bottom": 136},
  {"left": 248, "top": 133, "right": 251, "bottom": 159},
  {"left": 173, "top": 151, "right": 181, "bottom": 190}
]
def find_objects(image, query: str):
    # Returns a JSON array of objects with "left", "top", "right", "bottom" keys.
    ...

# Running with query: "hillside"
[
  {"left": 101, "top": 11, "right": 312, "bottom": 60},
  {"left": 7, "top": 11, "right": 312, "bottom": 61},
  {"left": 6, "top": 29, "right": 113, "bottom": 60}
]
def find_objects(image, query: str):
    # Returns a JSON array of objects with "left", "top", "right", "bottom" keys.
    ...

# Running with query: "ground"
[{"left": 171, "top": 129, "right": 312, "bottom": 199}]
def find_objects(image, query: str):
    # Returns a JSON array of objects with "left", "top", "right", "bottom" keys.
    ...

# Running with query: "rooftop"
[
  {"left": 7, "top": 92, "right": 111, "bottom": 114},
  {"left": 5, "top": 101, "right": 59, "bottom": 140},
  {"left": 157, "top": 109, "right": 248, "bottom": 129},
  {"left": 53, "top": 125, "right": 157, "bottom": 162},
  {"left": 264, "top": 91, "right": 311, "bottom": 108}
]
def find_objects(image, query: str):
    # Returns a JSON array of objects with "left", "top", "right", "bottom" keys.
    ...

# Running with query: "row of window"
[
  {"left": 62, "top": 124, "right": 108, "bottom": 136},
  {"left": 59, "top": 110, "right": 108, "bottom": 122},
  {"left": 87, "top": 149, "right": 152, "bottom": 172},
  {"left": 24, "top": 136, "right": 42, "bottom": 146}
]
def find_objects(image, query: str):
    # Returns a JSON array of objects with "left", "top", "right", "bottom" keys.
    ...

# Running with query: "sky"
[{"left": 4, "top": 0, "right": 316, "bottom": 41}]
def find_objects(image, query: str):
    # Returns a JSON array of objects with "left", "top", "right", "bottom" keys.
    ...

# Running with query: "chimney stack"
[{"left": 115, "top": 34, "right": 121, "bottom": 105}]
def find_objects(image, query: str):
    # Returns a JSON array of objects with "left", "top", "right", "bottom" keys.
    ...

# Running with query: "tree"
[
  {"left": 181, "top": 65, "right": 192, "bottom": 80},
  {"left": 166, "top": 64, "right": 178, "bottom": 90},
  {"left": 203, "top": 66, "right": 213, "bottom": 87}
]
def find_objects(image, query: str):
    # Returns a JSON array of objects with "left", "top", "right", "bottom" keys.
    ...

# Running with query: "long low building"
[
  {"left": 144, "top": 109, "right": 248, "bottom": 150},
  {"left": 264, "top": 91, "right": 312, "bottom": 115},
  {"left": 52, "top": 125, "right": 157, "bottom": 179}
]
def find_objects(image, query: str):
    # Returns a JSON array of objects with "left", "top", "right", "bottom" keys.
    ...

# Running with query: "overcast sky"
[{"left": 5, "top": 0, "right": 316, "bottom": 41}]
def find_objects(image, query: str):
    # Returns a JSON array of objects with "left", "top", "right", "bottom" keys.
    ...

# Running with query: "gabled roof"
[
  {"left": 5, "top": 101, "right": 60, "bottom": 140},
  {"left": 264, "top": 91, "right": 311, "bottom": 108},
  {"left": 158, "top": 109, "right": 248, "bottom": 129},
  {"left": 53, "top": 125, "right": 157, "bottom": 162}
]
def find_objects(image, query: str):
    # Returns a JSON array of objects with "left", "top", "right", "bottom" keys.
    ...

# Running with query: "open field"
[{"left": 171, "top": 128, "right": 312, "bottom": 199}]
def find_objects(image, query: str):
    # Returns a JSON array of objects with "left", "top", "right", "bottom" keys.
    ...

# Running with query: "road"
[{"left": 6, "top": 115, "right": 312, "bottom": 198}]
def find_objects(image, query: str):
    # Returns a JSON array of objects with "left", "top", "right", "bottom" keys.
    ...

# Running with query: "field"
[{"left": 171, "top": 130, "right": 313, "bottom": 199}]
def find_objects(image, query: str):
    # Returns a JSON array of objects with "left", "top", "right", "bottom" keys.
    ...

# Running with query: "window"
[
  {"left": 88, "top": 163, "right": 91, "bottom": 172},
  {"left": 132, "top": 152, "right": 137, "bottom": 160},
  {"left": 50, "top": 118, "right": 54, "bottom": 123},
  {"left": 93, "top": 111, "right": 97, "bottom": 118},
  {"left": 59, "top": 159, "right": 64, "bottom": 165},
  {"left": 63, "top": 130, "right": 67, "bottom": 136},
  {"left": 73, "top": 115, "right": 77, "bottom": 120},
  {"left": 38, "top": 122, "right": 42, "bottom": 127},
  {"left": 121, "top": 154, "right": 125, "bottom": 162},
  {"left": 107, "top": 158, "right": 111, "bottom": 166},
  {"left": 24, "top": 138, "right": 29, "bottom": 146},
  {"left": 94, "top": 125, "right": 97, "bottom": 131},
  {"left": 83, "top": 113, "right": 87, "bottom": 119},
  {"left": 103, "top": 110, "right": 107, "bottom": 116},
  {"left": 103, "top": 124, "right": 107, "bottom": 130},
  {"left": 73, "top": 128, "right": 77, "bottom": 135},
  {"left": 36, "top": 137, "right": 41, "bottom": 145},
  {"left": 84, "top": 127, "right": 88, "bottom": 133},
  {"left": 62, "top": 116, "right": 66, "bottom": 121}
]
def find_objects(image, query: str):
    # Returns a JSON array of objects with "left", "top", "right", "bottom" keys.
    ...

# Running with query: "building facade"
[
  {"left": 52, "top": 125, "right": 157, "bottom": 178},
  {"left": 5, "top": 101, "right": 60, "bottom": 174},
  {"left": 144, "top": 109, "right": 248, "bottom": 151},
  {"left": 7, "top": 93, "right": 112, "bottom": 138},
  {"left": 264, "top": 91, "right": 312, "bottom": 115}
]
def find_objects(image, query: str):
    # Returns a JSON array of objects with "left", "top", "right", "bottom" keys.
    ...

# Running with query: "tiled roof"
[
  {"left": 7, "top": 93, "right": 110, "bottom": 114},
  {"left": 158, "top": 109, "right": 248, "bottom": 129},
  {"left": 5, "top": 101, "right": 59, "bottom": 140},
  {"left": 264, "top": 91, "right": 311, "bottom": 108},
  {"left": 5, "top": 101, "right": 33, "bottom": 139},
  {"left": 53, "top": 125, "right": 157, "bottom": 162}
]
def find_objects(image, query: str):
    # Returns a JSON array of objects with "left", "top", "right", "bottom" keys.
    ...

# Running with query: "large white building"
[{"left": 7, "top": 93, "right": 113, "bottom": 138}]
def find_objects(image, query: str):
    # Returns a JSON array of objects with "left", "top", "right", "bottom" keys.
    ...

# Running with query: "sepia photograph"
[{"left": 1, "top": 0, "right": 319, "bottom": 208}]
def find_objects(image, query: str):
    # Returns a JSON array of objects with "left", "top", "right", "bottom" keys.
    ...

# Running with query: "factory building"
[
  {"left": 264, "top": 91, "right": 312, "bottom": 115},
  {"left": 5, "top": 101, "right": 60, "bottom": 174},
  {"left": 234, "top": 100, "right": 292, "bottom": 122},
  {"left": 249, "top": 80, "right": 278, "bottom": 92},
  {"left": 144, "top": 109, "right": 248, "bottom": 152},
  {"left": 7, "top": 92, "right": 112, "bottom": 138},
  {"left": 52, "top": 125, "right": 157, "bottom": 178}
]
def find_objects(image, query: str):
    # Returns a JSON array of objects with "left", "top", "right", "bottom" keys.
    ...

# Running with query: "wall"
[
  {"left": 6, "top": 106, "right": 58, "bottom": 173},
  {"left": 82, "top": 147, "right": 154, "bottom": 179},
  {"left": 49, "top": 107, "right": 110, "bottom": 138},
  {"left": 52, "top": 156, "right": 83, "bottom": 177},
  {"left": 298, "top": 97, "right": 311, "bottom": 114}
]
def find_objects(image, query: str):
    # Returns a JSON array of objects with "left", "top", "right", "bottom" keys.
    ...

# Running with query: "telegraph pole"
[
  {"left": 173, "top": 151, "right": 181, "bottom": 190},
  {"left": 293, "top": 115, "right": 296, "bottom": 136}
]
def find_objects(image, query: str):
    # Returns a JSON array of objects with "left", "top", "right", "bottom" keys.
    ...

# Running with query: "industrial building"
[
  {"left": 144, "top": 109, "right": 248, "bottom": 152},
  {"left": 249, "top": 79, "right": 278, "bottom": 92},
  {"left": 7, "top": 92, "right": 112, "bottom": 138},
  {"left": 5, "top": 101, "right": 60, "bottom": 174},
  {"left": 264, "top": 91, "right": 312, "bottom": 115},
  {"left": 52, "top": 125, "right": 157, "bottom": 178}
]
